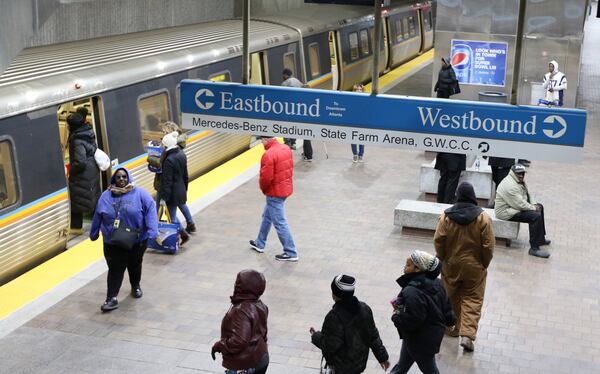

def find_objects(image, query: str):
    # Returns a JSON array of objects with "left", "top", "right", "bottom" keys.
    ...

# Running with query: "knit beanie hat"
[
  {"left": 456, "top": 181, "right": 478, "bottom": 205},
  {"left": 331, "top": 274, "right": 355, "bottom": 299},
  {"left": 512, "top": 164, "right": 526, "bottom": 174},
  {"left": 410, "top": 250, "right": 440, "bottom": 272},
  {"left": 162, "top": 131, "right": 179, "bottom": 150}
]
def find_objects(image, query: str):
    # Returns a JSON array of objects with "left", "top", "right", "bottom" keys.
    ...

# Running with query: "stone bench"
[
  {"left": 420, "top": 158, "right": 493, "bottom": 199},
  {"left": 394, "top": 199, "right": 519, "bottom": 246}
]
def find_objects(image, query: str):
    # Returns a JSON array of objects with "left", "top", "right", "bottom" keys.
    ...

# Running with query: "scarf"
[{"left": 109, "top": 184, "right": 134, "bottom": 196}]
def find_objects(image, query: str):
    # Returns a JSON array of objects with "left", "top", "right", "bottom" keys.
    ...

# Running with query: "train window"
[
  {"left": 138, "top": 91, "right": 171, "bottom": 148},
  {"left": 403, "top": 18, "right": 409, "bottom": 39},
  {"left": 395, "top": 20, "right": 403, "bottom": 42},
  {"left": 283, "top": 52, "right": 296, "bottom": 76},
  {"left": 360, "top": 29, "right": 370, "bottom": 55},
  {"left": 208, "top": 71, "right": 231, "bottom": 82},
  {"left": 349, "top": 32, "right": 359, "bottom": 61},
  {"left": 308, "top": 43, "right": 321, "bottom": 78},
  {"left": 408, "top": 16, "right": 416, "bottom": 36},
  {"left": 0, "top": 140, "right": 18, "bottom": 210}
]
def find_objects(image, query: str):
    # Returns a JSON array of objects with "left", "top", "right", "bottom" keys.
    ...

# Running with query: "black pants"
[
  {"left": 103, "top": 241, "right": 147, "bottom": 299},
  {"left": 509, "top": 203, "right": 546, "bottom": 247},
  {"left": 71, "top": 211, "right": 83, "bottom": 229},
  {"left": 390, "top": 343, "right": 439, "bottom": 374},
  {"left": 491, "top": 166, "right": 511, "bottom": 191},
  {"left": 437, "top": 169, "right": 461, "bottom": 204},
  {"left": 284, "top": 138, "right": 296, "bottom": 148},
  {"left": 303, "top": 140, "right": 313, "bottom": 159}
]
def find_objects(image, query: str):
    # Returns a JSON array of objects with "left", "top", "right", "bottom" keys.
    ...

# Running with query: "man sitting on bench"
[{"left": 494, "top": 164, "right": 551, "bottom": 259}]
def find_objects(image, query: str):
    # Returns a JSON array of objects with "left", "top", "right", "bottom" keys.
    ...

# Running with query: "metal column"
[
  {"left": 242, "top": 0, "right": 250, "bottom": 85},
  {"left": 371, "top": 0, "right": 382, "bottom": 95}
]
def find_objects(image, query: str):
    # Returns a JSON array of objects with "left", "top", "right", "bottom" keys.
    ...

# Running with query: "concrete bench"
[
  {"left": 420, "top": 158, "right": 494, "bottom": 199},
  {"left": 394, "top": 199, "right": 519, "bottom": 246}
]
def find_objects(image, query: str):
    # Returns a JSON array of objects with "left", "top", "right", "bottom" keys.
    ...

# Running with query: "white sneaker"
[
  {"left": 352, "top": 155, "right": 358, "bottom": 163},
  {"left": 358, "top": 156, "right": 364, "bottom": 163}
]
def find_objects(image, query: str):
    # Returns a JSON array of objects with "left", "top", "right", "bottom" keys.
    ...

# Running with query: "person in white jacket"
[{"left": 542, "top": 60, "right": 567, "bottom": 107}]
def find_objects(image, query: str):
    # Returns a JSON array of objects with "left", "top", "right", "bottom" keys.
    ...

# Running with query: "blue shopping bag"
[{"left": 148, "top": 206, "right": 180, "bottom": 254}]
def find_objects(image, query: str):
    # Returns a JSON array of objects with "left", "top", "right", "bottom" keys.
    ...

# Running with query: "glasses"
[{"left": 115, "top": 175, "right": 128, "bottom": 180}]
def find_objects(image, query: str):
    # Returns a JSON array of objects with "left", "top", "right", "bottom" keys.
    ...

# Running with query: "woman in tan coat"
[{"left": 434, "top": 182, "right": 495, "bottom": 352}]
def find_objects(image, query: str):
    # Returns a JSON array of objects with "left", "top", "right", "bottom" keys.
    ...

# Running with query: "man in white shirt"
[{"left": 542, "top": 60, "right": 567, "bottom": 107}]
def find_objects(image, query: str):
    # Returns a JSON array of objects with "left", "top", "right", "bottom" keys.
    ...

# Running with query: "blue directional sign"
[{"left": 180, "top": 80, "right": 587, "bottom": 162}]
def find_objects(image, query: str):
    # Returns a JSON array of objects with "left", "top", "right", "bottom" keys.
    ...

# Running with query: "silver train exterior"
[{"left": 0, "top": 1, "right": 435, "bottom": 285}]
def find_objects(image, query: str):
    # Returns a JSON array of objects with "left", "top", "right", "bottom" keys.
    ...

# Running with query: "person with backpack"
[
  {"left": 310, "top": 274, "right": 390, "bottom": 373},
  {"left": 390, "top": 250, "right": 456, "bottom": 374}
]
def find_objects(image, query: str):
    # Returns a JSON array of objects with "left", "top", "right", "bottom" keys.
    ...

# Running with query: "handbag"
[
  {"left": 94, "top": 148, "right": 111, "bottom": 171},
  {"left": 148, "top": 205, "right": 180, "bottom": 254},
  {"left": 452, "top": 81, "right": 461, "bottom": 95},
  {"left": 320, "top": 357, "right": 334, "bottom": 374},
  {"left": 110, "top": 199, "right": 140, "bottom": 250}
]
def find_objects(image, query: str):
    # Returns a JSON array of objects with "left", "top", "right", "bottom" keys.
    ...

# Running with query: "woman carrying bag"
[{"left": 90, "top": 168, "right": 158, "bottom": 312}]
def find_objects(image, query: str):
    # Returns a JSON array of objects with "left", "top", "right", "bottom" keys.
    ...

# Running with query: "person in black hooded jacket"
[
  {"left": 310, "top": 274, "right": 390, "bottom": 374},
  {"left": 434, "top": 57, "right": 459, "bottom": 99},
  {"left": 434, "top": 182, "right": 495, "bottom": 352},
  {"left": 390, "top": 250, "right": 456, "bottom": 374},
  {"left": 67, "top": 110, "right": 100, "bottom": 234}
]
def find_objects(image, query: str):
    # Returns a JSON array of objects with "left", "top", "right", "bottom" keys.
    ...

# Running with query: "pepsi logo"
[{"left": 452, "top": 52, "right": 469, "bottom": 68}]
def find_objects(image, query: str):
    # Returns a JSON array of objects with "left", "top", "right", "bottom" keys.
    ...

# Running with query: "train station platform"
[{"left": 1, "top": 14, "right": 600, "bottom": 374}]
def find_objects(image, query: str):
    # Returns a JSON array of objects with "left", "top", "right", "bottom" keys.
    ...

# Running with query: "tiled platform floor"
[{"left": 2, "top": 12, "right": 600, "bottom": 374}]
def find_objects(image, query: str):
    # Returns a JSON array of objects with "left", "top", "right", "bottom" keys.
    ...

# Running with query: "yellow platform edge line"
[
  {"left": 0, "top": 144, "right": 264, "bottom": 320},
  {"left": 364, "top": 49, "right": 434, "bottom": 93}
]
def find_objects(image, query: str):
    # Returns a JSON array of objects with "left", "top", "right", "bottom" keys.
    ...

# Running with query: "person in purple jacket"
[{"left": 90, "top": 168, "right": 158, "bottom": 312}]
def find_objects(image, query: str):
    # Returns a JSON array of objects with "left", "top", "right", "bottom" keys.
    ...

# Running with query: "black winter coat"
[
  {"left": 311, "top": 297, "right": 389, "bottom": 374},
  {"left": 392, "top": 270, "right": 456, "bottom": 357},
  {"left": 434, "top": 65, "right": 458, "bottom": 98},
  {"left": 435, "top": 152, "right": 466, "bottom": 172},
  {"left": 68, "top": 125, "right": 100, "bottom": 213},
  {"left": 488, "top": 156, "right": 515, "bottom": 168},
  {"left": 159, "top": 147, "right": 189, "bottom": 206}
]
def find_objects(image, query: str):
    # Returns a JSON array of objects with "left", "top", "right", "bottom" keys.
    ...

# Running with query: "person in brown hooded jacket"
[
  {"left": 434, "top": 182, "right": 495, "bottom": 352},
  {"left": 211, "top": 270, "right": 269, "bottom": 374}
]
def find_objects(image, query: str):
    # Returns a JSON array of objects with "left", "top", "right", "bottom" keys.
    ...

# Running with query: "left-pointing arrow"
[{"left": 195, "top": 89, "right": 215, "bottom": 110}]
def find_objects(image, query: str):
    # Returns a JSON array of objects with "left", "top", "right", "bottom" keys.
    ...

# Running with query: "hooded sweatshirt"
[
  {"left": 543, "top": 60, "right": 567, "bottom": 106},
  {"left": 214, "top": 270, "right": 269, "bottom": 370},
  {"left": 90, "top": 168, "right": 158, "bottom": 244},
  {"left": 434, "top": 201, "right": 495, "bottom": 270}
]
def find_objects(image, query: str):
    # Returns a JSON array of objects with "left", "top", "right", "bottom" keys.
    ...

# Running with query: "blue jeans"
[
  {"left": 167, "top": 205, "right": 183, "bottom": 231},
  {"left": 178, "top": 203, "right": 194, "bottom": 225},
  {"left": 351, "top": 144, "right": 364, "bottom": 156},
  {"left": 255, "top": 196, "right": 297, "bottom": 257}
]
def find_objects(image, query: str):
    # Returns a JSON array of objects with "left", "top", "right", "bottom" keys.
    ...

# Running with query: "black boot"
[
  {"left": 180, "top": 229, "right": 190, "bottom": 246},
  {"left": 185, "top": 222, "right": 196, "bottom": 234}
]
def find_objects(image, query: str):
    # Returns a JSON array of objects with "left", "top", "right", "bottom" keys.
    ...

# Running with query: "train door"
[
  {"left": 418, "top": 9, "right": 426, "bottom": 53},
  {"left": 328, "top": 31, "right": 341, "bottom": 90},
  {"left": 250, "top": 52, "right": 265, "bottom": 85},
  {"left": 57, "top": 96, "right": 108, "bottom": 234}
]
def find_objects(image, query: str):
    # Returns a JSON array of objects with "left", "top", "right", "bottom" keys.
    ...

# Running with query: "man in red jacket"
[{"left": 249, "top": 136, "right": 298, "bottom": 261}]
